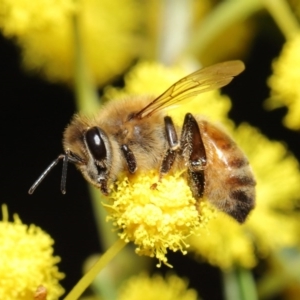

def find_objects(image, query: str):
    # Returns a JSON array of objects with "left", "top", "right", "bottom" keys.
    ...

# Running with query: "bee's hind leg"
[{"left": 180, "top": 113, "right": 207, "bottom": 199}]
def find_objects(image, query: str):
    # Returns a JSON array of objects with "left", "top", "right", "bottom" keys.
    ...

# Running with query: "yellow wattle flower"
[
  {"left": 0, "top": 205, "right": 65, "bottom": 300},
  {"left": 0, "top": 0, "right": 141, "bottom": 85},
  {"left": 117, "top": 273, "right": 199, "bottom": 300},
  {"left": 266, "top": 33, "right": 300, "bottom": 130},
  {"left": 103, "top": 172, "right": 213, "bottom": 267}
]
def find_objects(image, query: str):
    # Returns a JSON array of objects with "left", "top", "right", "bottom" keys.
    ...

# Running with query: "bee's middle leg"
[
  {"left": 160, "top": 116, "right": 180, "bottom": 174},
  {"left": 180, "top": 113, "right": 206, "bottom": 198},
  {"left": 151, "top": 116, "right": 179, "bottom": 189}
]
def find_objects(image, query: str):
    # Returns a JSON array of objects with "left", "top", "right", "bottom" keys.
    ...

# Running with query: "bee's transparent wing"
[{"left": 134, "top": 60, "right": 245, "bottom": 119}]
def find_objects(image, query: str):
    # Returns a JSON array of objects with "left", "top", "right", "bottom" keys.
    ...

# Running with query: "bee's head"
[
  {"left": 28, "top": 124, "right": 112, "bottom": 195},
  {"left": 79, "top": 126, "right": 111, "bottom": 195}
]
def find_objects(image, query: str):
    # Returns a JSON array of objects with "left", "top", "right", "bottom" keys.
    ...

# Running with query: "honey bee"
[{"left": 29, "top": 60, "right": 255, "bottom": 223}]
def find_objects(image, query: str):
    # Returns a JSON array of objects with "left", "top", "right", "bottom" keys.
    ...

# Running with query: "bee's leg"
[
  {"left": 151, "top": 116, "right": 179, "bottom": 189},
  {"left": 160, "top": 116, "right": 180, "bottom": 174},
  {"left": 121, "top": 144, "right": 137, "bottom": 174},
  {"left": 180, "top": 113, "right": 207, "bottom": 198}
]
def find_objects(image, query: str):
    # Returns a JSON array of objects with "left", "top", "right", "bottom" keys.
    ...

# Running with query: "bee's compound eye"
[{"left": 85, "top": 127, "right": 107, "bottom": 161}]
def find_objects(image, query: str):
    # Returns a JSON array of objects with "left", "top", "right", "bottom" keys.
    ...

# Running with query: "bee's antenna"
[
  {"left": 28, "top": 154, "right": 65, "bottom": 195},
  {"left": 61, "top": 153, "right": 70, "bottom": 194}
]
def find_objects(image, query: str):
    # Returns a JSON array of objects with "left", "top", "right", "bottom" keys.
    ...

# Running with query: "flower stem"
[
  {"left": 72, "top": 10, "right": 116, "bottom": 251},
  {"left": 89, "top": 185, "right": 119, "bottom": 250},
  {"left": 262, "top": 0, "right": 300, "bottom": 39},
  {"left": 157, "top": 0, "right": 193, "bottom": 65},
  {"left": 72, "top": 14, "right": 99, "bottom": 115},
  {"left": 223, "top": 267, "right": 258, "bottom": 300},
  {"left": 71, "top": 13, "right": 126, "bottom": 299},
  {"left": 64, "top": 239, "right": 127, "bottom": 300},
  {"left": 185, "top": 0, "right": 262, "bottom": 60}
]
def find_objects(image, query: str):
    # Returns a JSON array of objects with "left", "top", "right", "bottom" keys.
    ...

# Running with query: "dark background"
[{"left": 1, "top": 15, "right": 299, "bottom": 299}]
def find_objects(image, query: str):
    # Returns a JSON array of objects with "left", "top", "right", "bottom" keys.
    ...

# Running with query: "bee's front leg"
[
  {"left": 121, "top": 144, "right": 137, "bottom": 174},
  {"left": 180, "top": 113, "right": 207, "bottom": 198}
]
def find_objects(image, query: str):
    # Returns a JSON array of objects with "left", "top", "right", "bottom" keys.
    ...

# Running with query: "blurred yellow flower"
[
  {"left": 189, "top": 123, "right": 300, "bottom": 269},
  {"left": 189, "top": 208, "right": 256, "bottom": 269},
  {"left": 266, "top": 33, "right": 300, "bottom": 130},
  {"left": 0, "top": 205, "right": 65, "bottom": 300},
  {"left": 117, "top": 273, "right": 199, "bottom": 300},
  {"left": 237, "top": 124, "right": 300, "bottom": 255},
  {"left": 0, "top": 0, "right": 141, "bottom": 85},
  {"left": 103, "top": 172, "right": 212, "bottom": 267}
]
